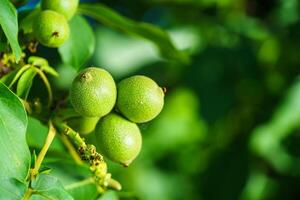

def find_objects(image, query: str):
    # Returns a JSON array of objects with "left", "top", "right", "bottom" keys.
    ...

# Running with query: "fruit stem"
[{"left": 53, "top": 119, "right": 122, "bottom": 193}]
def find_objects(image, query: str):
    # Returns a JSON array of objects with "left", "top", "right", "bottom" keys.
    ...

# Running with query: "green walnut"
[
  {"left": 67, "top": 116, "right": 100, "bottom": 135},
  {"left": 41, "top": 0, "right": 79, "bottom": 20},
  {"left": 116, "top": 75, "right": 164, "bottom": 123},
  {"left": 70, "top": 67, "right": 117, "bottom": 117},
  {"left": 95, "top": 113, "right": 142, "bottom": 166},
  {"left": 33, "top": 10, "right": 69, "bottom": 48}
]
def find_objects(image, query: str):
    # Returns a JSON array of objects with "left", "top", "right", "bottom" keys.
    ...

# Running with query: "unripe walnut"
[{"left": 33, "top": 10, "right": 70, "bottom": 48}]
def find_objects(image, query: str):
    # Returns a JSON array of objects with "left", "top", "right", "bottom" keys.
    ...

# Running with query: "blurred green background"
[{"left": 25, "top": 0, "right": 300, "bottom": 199}]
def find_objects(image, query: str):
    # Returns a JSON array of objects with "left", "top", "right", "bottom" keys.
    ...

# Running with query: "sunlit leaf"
[
  {"left": 78, "top": 3, "right": 189, "bottom": 64},
  {"left": 59, "top": 15, "right": 95, "bottom": 71},
  {"left": 31, "top": 174, "right": 73, "bottom": 200},
  {"left": 16, "top": 67, "right": 36, "bottom": 99},
  {"left": 0, "top": 82, "right": 30, "bottom": 199},
  {"left": 0, "top": 0, "right": 22, "bottom": 61}
]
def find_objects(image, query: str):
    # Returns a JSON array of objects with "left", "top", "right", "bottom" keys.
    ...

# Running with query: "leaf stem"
[
  {"left": 34, "top": 68, "right": 53, "bottom": 108},
  {"left": 31, "top": 121, "right": 56, "bottom": 177},
  {"left": 8, "top": 64, "right": 31, "bottom": 88},
  {"left": 23, "top": 122, "right": 56, "bottom": 199}
]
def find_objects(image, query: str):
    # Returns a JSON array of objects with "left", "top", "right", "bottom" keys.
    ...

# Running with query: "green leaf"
[
  {"left": 19, "top": 9, "right": 40, "bottom": 34},
  {"left": 40, "top": 65, "right": 59, "bottom": 77},
  {"left": 38, "top": 158, "right": 99, "bottom": 199},
  {"left": 16, "top": 67, "right": 37, "bottom": 99},
  {"left": 97, "top": 191, "right": 118, "bottom": 200},
  {"left": 250, "top": 80, "right": 300, "bottom": 175},
  {"left": 0, "top": 28, "right": 7, "bottom": 51},
  {"left": 8, "top": 65, "right": 31, "bottom": 88},
  {"left": 0, "top": 178, "right": 27, "bottom": 200},
  {"left": 39, "top": 167, "right": 52, "bottom": 175},
  {"left": 66, "top": 180, "right": 97, "bottom": 200},
  {"left": 31, "top": 150, "right": 37, "bottom": 169},
  {"left": 26, "top": 117, "right": 65, "bottom": 152},
  {"left": 59, "top": 15, "right": 95, "bottom": 71},
  {"left": 0, "top": 82, "right": 30, "bottom": 199},
  {"left": 31, "top": 174, "right": 73, "bottom": 200},
  {"left": 28, "top": 56, "right": 59, "bottom": 77},
  {"left": 78, "top": 3, "right": 189, "bottom": 64},
  {"left": 28, "top": 56, "right": 49, "bottom": 67},
  {"left": 45, "top": 161, "right": 98, "bottom": 200},
  {"left": 0, "top": 69, "right": 18, "bottom": 85},
  {"left": 0, "top": 0, "right": 22, "bottom": 61}
]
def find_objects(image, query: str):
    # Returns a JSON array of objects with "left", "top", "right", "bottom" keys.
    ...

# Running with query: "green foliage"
[
  {"left": 26, "top": 117, "right": 64, "bottom": 152},
  {"left": 1, "top": 0, "right": 300, "bottom": 199},
  {"left": 59, "top": 15, "right": 95, "bottom": 70},
  {"left": 16, "top": 67, "right": 36, "bottom": 99},
  {"left": 0, "top": 0, "right": 22, "bottom": 61},
  {"left": 97, "top": 191, "right": 118, "bottom": 200},
  {"left": 19, "top": 9, "right": 40, "bottom": 34},
  {"left": 0, "top": 82, "right": 30, "bottom": 199},
  {"left": 250, "top": 80, "right": 300, "bottom": 175},
  {"left": 30, "top": 174, "right": 73, "bottom": 200},
  {"left": 78, "top": 3, "right": 189, "bottom": 64}
]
